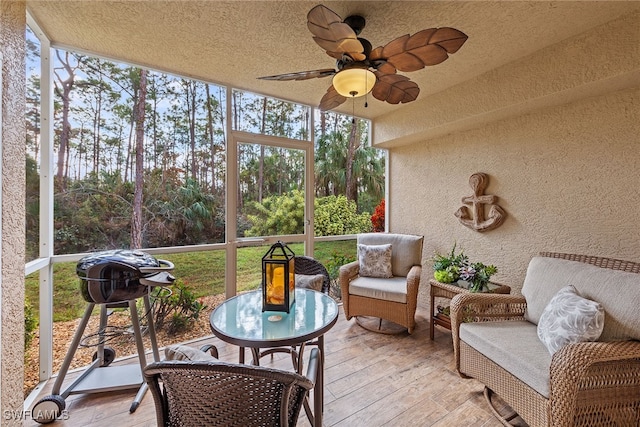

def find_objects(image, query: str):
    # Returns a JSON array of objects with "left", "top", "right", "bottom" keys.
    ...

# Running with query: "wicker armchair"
[
  {"left": 450, "top": 252, "right": 640, "bottom": 427},
  {"left": 144, "top": 347, "right": 320, "bottom": 427},
  {"left": 294, "top": 256, "right": 330, "bottom": 294},
  {"left": 340, "top": 233, "right": 423, "bottom": 334}
]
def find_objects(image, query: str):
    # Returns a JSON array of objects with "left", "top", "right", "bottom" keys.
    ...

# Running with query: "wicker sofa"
[{"left": 450, "top": 252, "right": 640, "bottom": 427}]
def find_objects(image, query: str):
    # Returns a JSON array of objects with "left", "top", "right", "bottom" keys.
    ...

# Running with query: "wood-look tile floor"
[{"left": 26, "top": 303, "right": 527, "bottom": 427}]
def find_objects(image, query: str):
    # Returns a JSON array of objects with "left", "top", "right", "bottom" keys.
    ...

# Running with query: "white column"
[{"left": 27, "top": 12, "right": 55, "bottom": 382}]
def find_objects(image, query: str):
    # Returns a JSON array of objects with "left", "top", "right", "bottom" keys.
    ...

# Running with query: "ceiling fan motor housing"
[{"left": 343, "top": 14, "right": 366, "bottom": 35}]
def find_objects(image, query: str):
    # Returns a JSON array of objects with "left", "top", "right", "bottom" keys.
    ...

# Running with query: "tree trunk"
[
  {"left": 77, "top": 123, "right": 84, "bottom": 180},
  {"left": 205, "top": 84, "right": 216, "bottom": 192},
  {"left": 320, "top": 111, "right": 326, "bottom": 137},
  {"left": 151, "top": 76, "right": 158, "bottom": 170},
  {"left": 258, "top": 97, "right": 267, "bottom": 202},
  {"left": 186, "top": 80, "right": 198, "bottom": 182},
  {"left": 92, "top": 81, "right": 103, "bottom": 175},
  {"left": 124, "top": 112, "right": 134, "bottom": 183},
  {"left": 216, "top": 86, "right": 227, "bottom": 193},
  {"left": 54, "top": 51, "right": 76, "bottom": 189},
  {"left": 131, "top": 69, "right": 147, "bottom": 249},
  {"left": 234, "top": 91, "right": 243, "bottom": 213}
]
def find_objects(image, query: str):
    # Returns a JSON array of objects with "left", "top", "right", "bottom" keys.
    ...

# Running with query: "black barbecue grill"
[
  {"left": 77, "top": 249, "right": 175, "bottom": 304},
  {"left": 32, "top": 250, "right": 174, "bottom": 424}
]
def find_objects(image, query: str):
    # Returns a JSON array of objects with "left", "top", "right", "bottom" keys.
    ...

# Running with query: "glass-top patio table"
[{"left": 209, "top": 288, "right": 339, "bottom": 427}]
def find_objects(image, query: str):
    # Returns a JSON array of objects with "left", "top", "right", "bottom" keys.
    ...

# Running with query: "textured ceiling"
[{"left": 26, "top": 1, "right": 640, "bottom": 120}]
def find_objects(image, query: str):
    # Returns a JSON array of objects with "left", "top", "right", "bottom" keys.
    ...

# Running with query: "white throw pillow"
[
  {"left": 537, "top": 285, "right": 604, "bottom": 355},
  {"left": 358, "top": 243, "right": 393, "bottom": 278}
]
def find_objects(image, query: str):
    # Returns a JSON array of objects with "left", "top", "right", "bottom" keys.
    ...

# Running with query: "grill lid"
[
  {"left": 77, "top": 250, "right": 175, "bottom": 304},
  {"left": 77, "top": 249, "right": 161, "bottom": 276}
]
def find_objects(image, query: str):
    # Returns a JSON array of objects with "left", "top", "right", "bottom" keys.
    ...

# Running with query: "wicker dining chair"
[{"left": 144, "top": 347, "right": 320, "bottom": 427}]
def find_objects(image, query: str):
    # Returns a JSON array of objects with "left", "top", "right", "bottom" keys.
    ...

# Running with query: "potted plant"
[
  {"left": 432, "top": 244, "right": 467, "bottom": 284},
  {"left": 432, "top": 244, "right": 498, "bottom": 292}
]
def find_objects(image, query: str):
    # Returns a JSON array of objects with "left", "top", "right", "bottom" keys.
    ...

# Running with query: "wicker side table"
[{"left": 429, "top": 279, "right": 511, "bottom": 340}]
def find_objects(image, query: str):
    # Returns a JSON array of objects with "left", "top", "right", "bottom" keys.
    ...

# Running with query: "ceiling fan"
[{"left": 258, "top": 4, "right": 468, "bottom": 111}]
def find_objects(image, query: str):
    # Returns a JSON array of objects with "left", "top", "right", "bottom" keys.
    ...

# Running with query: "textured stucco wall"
[
  {"left": 1, "top": 0, "right": 26, "bottom": 422},
  {"left": 386, "top": 11, "right": 640, "bottom": 295},
  {"left": 390, "top": 86, "right": 639, "bottom": 295},
  {"left": 374, "top": 10, "right": 640, "bottom": 148}
]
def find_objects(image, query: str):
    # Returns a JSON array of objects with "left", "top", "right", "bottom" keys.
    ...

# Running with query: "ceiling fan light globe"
[{"left": 332, "top": 68, "right": 376, "bottom": 98}]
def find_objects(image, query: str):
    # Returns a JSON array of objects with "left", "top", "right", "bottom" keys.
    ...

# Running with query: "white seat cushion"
[
  {"left": 460, "top": 321, "right": 552, "bottom": 397},
  {"left": 349, "top": 276, "right": 407, "bottom": 303}
]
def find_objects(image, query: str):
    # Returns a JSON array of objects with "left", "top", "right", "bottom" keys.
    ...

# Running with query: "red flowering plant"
[{"left": 371, "top": 199, "right": 385, "bottom": 232}]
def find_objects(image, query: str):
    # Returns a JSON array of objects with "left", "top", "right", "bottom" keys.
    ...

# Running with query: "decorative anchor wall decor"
[{"left": 455, "top": 173, "right": 506, "bottom": 232}]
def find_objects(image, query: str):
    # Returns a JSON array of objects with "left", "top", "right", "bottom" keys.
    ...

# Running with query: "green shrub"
[
  {"left": 167, "top": 312, "right": 191, "bottom": 335},
  {"left": 245, "top": 190, "right": 305, "bottom": 236},
  {"left": 325, "top": 251, "right": 357, "bottom": 299},
  {"left": 314, "top": 195, "right": 372, "bottom": 236},
  {"left": 325, "top": 251, "right": 356, "bottom": 280},
  {"left": 245, "top": 192, "right": 372, "bottom": 238},
  {"left": 151, "top": 280, "right": 206, "bottom": 335}
]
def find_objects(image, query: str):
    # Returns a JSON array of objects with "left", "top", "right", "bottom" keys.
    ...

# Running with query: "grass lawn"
[{"left": 26, "top": 240, "right": 356, "bottom": 322}]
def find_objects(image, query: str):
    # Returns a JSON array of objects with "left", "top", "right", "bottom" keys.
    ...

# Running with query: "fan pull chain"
[{"left": 364, "top": 71, "right": 369, "bottom": 108}]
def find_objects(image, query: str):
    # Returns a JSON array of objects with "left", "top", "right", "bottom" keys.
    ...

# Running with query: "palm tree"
[
  {"left": 314, "top": 127, "right": 384, "bottom": 208},
  {"left": 315, "top": 131, "right": 347, "bottom": 197},
  {"left": 351, "top": 143, "right": 384, "bottom": 207}
]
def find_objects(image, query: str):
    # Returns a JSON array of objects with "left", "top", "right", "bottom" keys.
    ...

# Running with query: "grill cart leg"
[
  {"left": 32, "top": 303, "right": 98, "bottom": 424},
  {"left": 142, "top": 293, "right": 161, "bottom": 362},
  {"left": 127, "top": 293, "right": 161, "bottom": 413},
  {"left": 51, "top": 303, "right": 99, "bottom": 397}
]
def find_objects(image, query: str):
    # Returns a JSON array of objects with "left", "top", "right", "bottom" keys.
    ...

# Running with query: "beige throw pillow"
[
  {"left": 295, "top": 273, "right": 324, "bottom": 291},
  {"left": 165, "top": 344, "right": 216, "bottom": 361},
  {"left": 358, "top": 244, "right": 393, "bottom": 278}
]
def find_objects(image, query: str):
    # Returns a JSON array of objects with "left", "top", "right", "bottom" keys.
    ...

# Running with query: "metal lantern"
[{"left": 261, "top": 241, "right": 296, "bottom": 313}]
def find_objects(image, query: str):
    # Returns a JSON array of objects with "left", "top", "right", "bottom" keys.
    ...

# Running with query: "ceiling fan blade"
[
  {"left": 312, "top": 36, "right": 364, "bottom": 59},
  {"left": 258, "top": 69, "right": 336, "bottom": 81},
  {"left": 371, "top": 60, "right": 397, "bottom": 75},
  {"left": 307, "top": 4, "right": 342, "bottom": 29},
  {"left": 369, "top": 46, "right": 384, "bottom": 61},
  {"left": 429, "top": 27, "right": 469, "bottom": 53},
  {"left": 307, "top": 5, "right": 365, "bottom": 62},
  {"left": 319, "top": 85, "right": 347, "bottom": 111},
  {"left": 379, "top": 27, "right": 468, "bottom": 72},
  {"left": 372, "top": 73, "right": 420, "bottom": 105}
]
